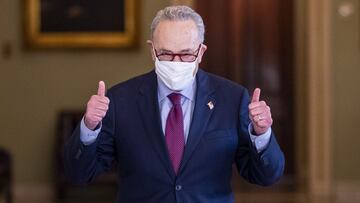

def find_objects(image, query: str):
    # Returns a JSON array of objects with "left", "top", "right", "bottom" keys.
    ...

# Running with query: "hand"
[
  {"left": 248, "top": 88, "right": 273, "bottom": 135},
  {"left": 84, "top": 81, "right": 110, "bottom": 130}
]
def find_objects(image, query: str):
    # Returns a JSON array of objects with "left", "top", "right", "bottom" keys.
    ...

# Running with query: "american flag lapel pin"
[{"left": 207, "top": 101, "right": 214, "bottom": 110}]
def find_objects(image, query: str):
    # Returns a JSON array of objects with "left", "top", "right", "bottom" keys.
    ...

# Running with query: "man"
[{"left": 64, "top": 5, "right": 285, "bottom": 203}]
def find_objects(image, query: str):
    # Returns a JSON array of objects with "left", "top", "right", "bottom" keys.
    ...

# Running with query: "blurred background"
[{"left": 0, "top": 0, "right": 359, "bottom": 202}]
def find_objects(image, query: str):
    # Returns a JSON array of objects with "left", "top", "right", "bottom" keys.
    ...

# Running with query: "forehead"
[{"left": 153, "top": 20, "right": 199, "bottom": 52}]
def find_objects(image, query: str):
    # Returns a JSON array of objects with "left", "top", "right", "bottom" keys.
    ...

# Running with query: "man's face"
[{"left": 148, "top": 20, "right": 207, "bottom": 63}]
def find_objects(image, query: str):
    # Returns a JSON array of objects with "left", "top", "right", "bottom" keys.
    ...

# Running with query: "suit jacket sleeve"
[
  {"left": 235, "top": 89, "right": 285, "bottom": 186},
  {"left": 63, "top": 90, "right": 116, "bottom": 184}
]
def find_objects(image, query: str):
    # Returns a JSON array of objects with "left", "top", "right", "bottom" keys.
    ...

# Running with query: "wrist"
[
  {"left": 84, "top": 115, "right": 96, "bottom": 130},
  {"left": 253, "top": 125, "right": 267, "bottom": 136}
]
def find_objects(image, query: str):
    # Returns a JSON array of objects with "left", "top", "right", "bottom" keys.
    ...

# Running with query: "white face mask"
[{"left": 155, "top": 58, "right": 198, "bottom": 91}]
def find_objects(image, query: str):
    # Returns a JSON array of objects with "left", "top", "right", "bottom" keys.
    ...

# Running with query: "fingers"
[
  {"left": 94, "top": 104, "right": 109, "bottom": 112},
  {"left": 251, "top": 88, "right": 261, "bottom": 103},
  {"left": 251, "top": 112, "right": 273, "bottom": 135},
  {"left": 90, "top": 95, "right": 110, "bottom": 105},
  {"left": 91, "top": 109, "right": 108, "bottom": 118},
  {"left": 97, "top": 81, "right": 106, "bottom": 97},
  {"left": 249, "top": 88, "right": 273, "bottom": 135},
  {"left": 249, "top": 105, "right": 270, "bottom": 116},
  {"left": 84, "top": 81, "right": 109, "bottom": 130},
  {"left": 87, "top": 96, "right": 110, "bottom": 111},
  {"left": 249, "top": 103, "right": 271, "bottom": 120},
  {"left": 249, "top": 101, "right": 267, "bottom": 110},
  {"left": 252, "top": 112, "right": 272, "bottom": 123},
  {"left": 254, "top": 118, "right": 273, "bottom": 128}
]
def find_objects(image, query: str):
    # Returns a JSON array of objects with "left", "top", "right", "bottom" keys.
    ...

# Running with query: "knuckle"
[
  {"left": 250, "top": 110, "right": 256, "bottom": 116},
  {"left": 88, "top": 102, "right": 96, "bottom": 108}
]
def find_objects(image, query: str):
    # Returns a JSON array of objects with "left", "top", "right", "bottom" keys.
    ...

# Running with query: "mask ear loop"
[
  {"left": 151, "top": 44, "right": 158, "bottom": 61},
  {"left": 191, "top": 44, "right": 203, "bottom": 75},
  {"left": 195, "top": 43, "right": 205, "bottom": 64}
]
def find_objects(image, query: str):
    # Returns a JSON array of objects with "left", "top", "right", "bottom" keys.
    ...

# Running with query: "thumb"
[
  {"left": 97, "top": 81, "right": 106, "bottom": 96},
  {"left": 251, "top": 88, "right": 261, "bottom": 103}
]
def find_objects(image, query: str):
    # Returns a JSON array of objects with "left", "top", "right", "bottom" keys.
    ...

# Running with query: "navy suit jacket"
[{"left": 64, "top": 69, "right": 285, "bottom": 203}]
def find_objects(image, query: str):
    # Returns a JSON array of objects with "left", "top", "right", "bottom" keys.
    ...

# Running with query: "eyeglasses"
[{"left": 154, "top": 44, "right": 201, "bottom": 62}]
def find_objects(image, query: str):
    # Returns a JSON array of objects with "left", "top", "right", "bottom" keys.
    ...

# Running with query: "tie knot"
[{"left": 168, "top": 93, "right": 182, "bottom": 105}]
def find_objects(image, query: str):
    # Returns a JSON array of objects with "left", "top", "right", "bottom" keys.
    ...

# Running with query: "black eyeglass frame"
[{"left": 153, "top": 44, "right": 202, "bottom": 62}]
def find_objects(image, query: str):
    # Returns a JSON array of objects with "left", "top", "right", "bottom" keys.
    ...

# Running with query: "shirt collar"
[{"left": 157, "top": 76, "right": 196, "bottom": 102}]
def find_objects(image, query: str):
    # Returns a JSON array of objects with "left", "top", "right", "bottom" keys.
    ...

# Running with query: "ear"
[
  {"left": 197, "top": 44, "right": 207, "bottom": 63},
  {"left": 147, "top": 40, "right": 156, "bottom": 61}
]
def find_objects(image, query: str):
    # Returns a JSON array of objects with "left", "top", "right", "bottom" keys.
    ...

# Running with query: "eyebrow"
[{"left": 158, "top": 48, "right": 196, "bottom": 54}]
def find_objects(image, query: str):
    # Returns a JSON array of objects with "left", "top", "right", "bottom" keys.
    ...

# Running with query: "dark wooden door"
[{"left": 196, "top": 0, "right": 295, "bottom": 191}]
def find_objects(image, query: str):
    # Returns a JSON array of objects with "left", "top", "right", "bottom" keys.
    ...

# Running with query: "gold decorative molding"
[{"left": 24, "top": 0, "right": 139, "bottom": 48}]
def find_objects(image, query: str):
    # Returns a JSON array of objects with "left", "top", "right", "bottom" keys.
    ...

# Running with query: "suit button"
[{"left": 175, "top": 185, "right": 182, "bottom": 191}]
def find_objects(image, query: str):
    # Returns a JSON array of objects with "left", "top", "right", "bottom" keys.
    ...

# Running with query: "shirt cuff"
[
  {"left": 80, "top": 117, "right": 101, "bottom": 145},
  {"left": 248, "top": 124, "right": 272, "bottom": 153}
]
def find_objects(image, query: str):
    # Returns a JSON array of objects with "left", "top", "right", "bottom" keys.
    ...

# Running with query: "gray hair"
[{"left": 150, "top": 6, "right": 205, "bottom": 43}]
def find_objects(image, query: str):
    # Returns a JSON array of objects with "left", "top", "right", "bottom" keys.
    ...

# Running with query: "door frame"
[{"left": 295, "top": 0, "right": 333, "bottom": 198}]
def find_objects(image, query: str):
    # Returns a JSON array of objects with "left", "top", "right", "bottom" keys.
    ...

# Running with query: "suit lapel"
[
  {"left": 137, "top": 71, "right": 176, "bottom": 179},
  {"left": 179, "top": 69, "right": 216, "bottom": 174}
]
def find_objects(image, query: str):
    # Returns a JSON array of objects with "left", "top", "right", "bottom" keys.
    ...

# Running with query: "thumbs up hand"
[
  {"left": 84, "top": 81, "right": 110, "bottom": 130},
  {"left": 248, "top": 88, "right": 273, "bottom": 135}
]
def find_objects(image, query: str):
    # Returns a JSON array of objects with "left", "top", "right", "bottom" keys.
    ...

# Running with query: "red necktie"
[{"left": 165, "top": 93, "right": 185, "bottom": 174}]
